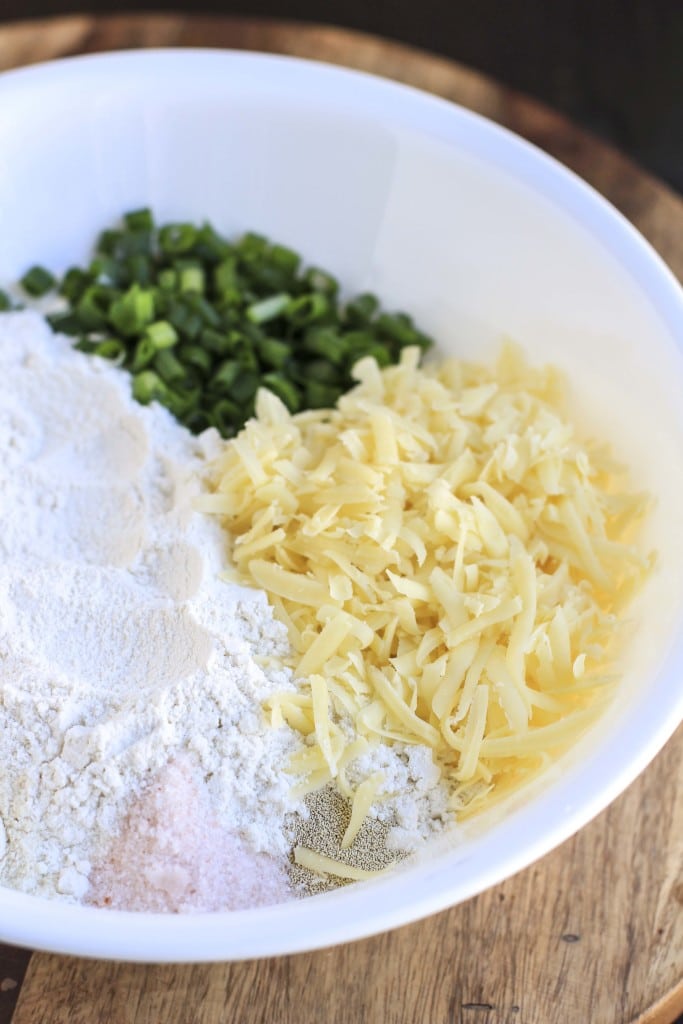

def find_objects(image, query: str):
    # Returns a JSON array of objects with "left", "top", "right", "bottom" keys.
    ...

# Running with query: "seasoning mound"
[
  {"left": 89, "top": 758, "right": 289, "bottom": 912},
  {"left": 288, "top": 786, "right": 403, "bottom": 896}
]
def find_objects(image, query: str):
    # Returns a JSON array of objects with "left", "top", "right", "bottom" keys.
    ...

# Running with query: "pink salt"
[{"left": 87, "top": 758, "right": 290, "bottom": 912}]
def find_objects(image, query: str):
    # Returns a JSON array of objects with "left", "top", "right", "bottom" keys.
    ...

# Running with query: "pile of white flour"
[
  {"left": 0, "top": 311, "right": 303, "bottom": 904},
  {"left": 0, "top": 310, "right": 450, "bottom": 909}
]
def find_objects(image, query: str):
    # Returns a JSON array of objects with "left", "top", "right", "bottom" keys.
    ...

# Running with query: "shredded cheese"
[
  {"left": 341, "top": 772, "right": 385, "bottom": 848},
  {"left": 205, "top": 343, "right": 652, "bottom": 821},
  {"left": 293, "top": 846, "right": 389, "bottom": 880}
]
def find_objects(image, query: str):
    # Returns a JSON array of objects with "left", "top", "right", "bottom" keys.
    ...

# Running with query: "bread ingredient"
[
  {"left": 0, "top": 310, "right": 302, "bottom": 905},
  {"left": 88, "top": 757, "right": 290, "bottom": 912},
  {"left": 202, "top": 343, "right": 651, "bottom": 819},
  {"left": 19, "top": 209, "right": 432, "bottom": 439}
]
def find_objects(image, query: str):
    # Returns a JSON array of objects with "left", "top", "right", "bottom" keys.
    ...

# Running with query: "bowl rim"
[{"left": 0, "top": 46, "right": 682, "bottom": 963}]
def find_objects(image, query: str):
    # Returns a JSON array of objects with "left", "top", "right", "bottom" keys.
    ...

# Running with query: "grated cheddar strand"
[{"left": 205, "top": 343, "right": 652, "bottom": 820}]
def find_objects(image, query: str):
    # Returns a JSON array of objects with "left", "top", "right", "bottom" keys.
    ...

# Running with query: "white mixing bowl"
[{"left": 0, "top": 49, "right": 681, "bottom": 962}]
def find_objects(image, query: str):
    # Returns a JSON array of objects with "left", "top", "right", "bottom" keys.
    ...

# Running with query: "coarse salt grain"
[{"left": 89, "top": 758, "right": 289, "bottom": 912}]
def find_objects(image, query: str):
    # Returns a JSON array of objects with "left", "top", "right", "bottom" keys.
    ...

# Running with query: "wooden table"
[{"left": 0, "top": 15, "right": 682, "bottom": 1024}]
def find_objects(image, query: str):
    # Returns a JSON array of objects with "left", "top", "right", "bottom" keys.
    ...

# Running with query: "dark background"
[{"left": 0, "top": 0, "right": 681, "bottom": 194}]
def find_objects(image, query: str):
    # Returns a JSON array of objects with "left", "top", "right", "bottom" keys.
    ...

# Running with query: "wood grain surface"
[{"left": 1, "top": 15, "right": 682, "bottom": 1024}]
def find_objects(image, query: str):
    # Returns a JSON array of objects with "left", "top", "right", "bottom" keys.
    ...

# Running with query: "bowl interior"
[{"left": 0, "top": 49, "right": 682, "bottom": 961}]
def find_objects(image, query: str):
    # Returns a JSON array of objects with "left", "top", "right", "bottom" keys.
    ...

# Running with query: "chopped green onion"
[
  {"left": 286, "top": 293, "right": 329, "bottom": 326},
  {"left": 93, "top": 339, "right": 127, "bottom": 361},
  {"left": 183, "top": 409, "right": 214, "bottom": 433},
  {"left": 154, "top": 348, "right": 187, "bottom": 384},
  {"left": 163, "top": 386, "right": 200, "bottom": 418},
  {"left": 117, "top": 230, "right": 153, "bottom": 259},
  {"left": 345, "top": 293, "right": 379, "bottom": 325},
  {"left": 97, "top": 229, "right": 122, "bottom": 256},
  {"left": 230, "top": 369, "right": 260, "bottom": 404},
  {"left": 59, "top": 268, "right": 92, "bottom": 303},
  {"left": 255, "top": 337, "right": 290, "bottom": 369},
  {"left": 20, "top": 265, "right": 56, "bottom": 297},
  {"left": 305, "top": 380, "right": 342, "bottom": 409},
  {"left": 89, "top": 257, "right": 123, "bottom": 286},
  {"left": 211, "top": 359, "right": 241, "bottom": 392},
  {"left": 211, "top": 398, "right": 241, "bottom": 436},
  {"left": 20, "top": 211, "right": 432, "bottom": 438},
  {"left": 303, "top": 326, "right": 346, "bottom": 365},
  {"left": 361, "top": 343, "right": 394, "bottom": 367},
  {"left": 145, "top": 320, "right": 178, "bottom": 350},
  {"left": 132, "top": 370, "right": 167, "bottom": 405},
  {"left": 180, "top": 344, "right": 213, "bottom": 376},
  {"left": 124, "top": 207, "right": 154, "bottom": 232},
  {"left": 158, "top": 268, "right": 177, "bottom": 292},
  {"left": 343, "top": 330, "right": 379, "bottom": 358},
  {"left": 304, "top": 267, "right": 338, "bottom": 295},
  {"left": 159, "top": 223, "right": 197, "bottom": 255},
  {"left": 166, "top": 300, "right": 203, "bottom": 340},
  {"left": 237, "top": 232, "right": 269, "bottom": 262},
  {"left": 270, "top": 244, "right": 301, "bottom": 275},
  {"left": 47, "top": 311, "right": 82, "bottom": 336},
  {"left": 375, "top": 312, "right": 419, "bottom": 346},
  {"left": 126, "top": 254, "right": 153, "bottom": 286},
  {"left": 130, "top": 336, "right": 158, "bottom": 372},
  {"left": 246, "top": 293, "right": 290, "bottom": 324},
  {"left": 179, "top": 264, "right": 205, "bottom": 294},
  {"left": 262, "top": 373, "right": 302, "bottom": 412},
  {"left": 213, "top": 258, "right": 239, "bottom": 298},
  {"left": 110, "top": 285, "right": 155, "bottom": 336},
  {"left": 304, "top": 359, "right": 341, "bottom": 384},
  {"left": 193, "top": 224, "right": 232, "bottom": 264},
  {"left": 183, "top": 293, "right": 221, "bottom": 328},
  {"left": 74, "top": 338, "right": 100, "bottom": 354},
  {"left": 232, "top": 340, "right": 259, "bottom": 371},
  {"left": 199, "top": 328, "right": 233, "bottom": 356},
  {"left": 75, "top": 286, "right": 113, "bottom": 330}
]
